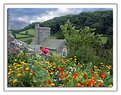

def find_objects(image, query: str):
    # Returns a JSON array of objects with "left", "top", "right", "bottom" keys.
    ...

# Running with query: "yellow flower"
[
  {"left": 63, "top": 62, "right": 66, "bottom": 64},
  {"left": 50, "top": 72, "right": 54, "bottom": 75},
  {"left": 9, "top": 69, "right": 12, "bottom": 71},
  {"left": 24, "top": 67, "right": 29, "bottom": 71},
  {"left": 42, "top": 68, "right": 46, "bottom": 70},
  {"left": 29, "top": 72, "right": 33, "bottom": 76},
  {"left": 109, "top": 84, "right": 113, "bottom": 87},
  {"left": 53, "top": 66, "right": 56, "bottom": 68},
  {"left": 48, "top": 65, "right": 52, "bottom": 68},
  {"left": 8, "top": 72, "right": 11, "bottom": 75},
  {"left": 36, "top": 60, "right": 38, "bottom": 64},
  {"left": 17, "top": 73, "right": 21, "bottom": 77},
  {"left": 100, "top": 63, "right": 103, "bottom": 65},
  {"left": 94, "top": 72, "right": 98, "bottom": 74},
  {"left": 50, "top": 83, "right": 55, "bottom": 87},
  {"left": 17, "top": 68, "right": 20, "bottom": 71},
  {"left": 74, "top": 58, "right": 77, "bottom": 61},
  {"left": 13, "top": 79, "right": 17, "bottom": 84},
  {"left": 94, "top": 66, "right": 98, "bottom": 68},
  {"left": 106, "top": 65, "right": 111, "bottom": 70},
  {"left": 21, "top": 61, "right": 25, "bottom": 64},
  {"left": 13, "top": 63, "right": 17, "bottom": 66},
  {"left": 74, "top": 60, "right": 77, "bottom": 63},
  {"left": 70, "top": 58, "right": 73, "bottom": 60},
  {"left": 74, "top": 56, "right": 76, "bottom": 58}
]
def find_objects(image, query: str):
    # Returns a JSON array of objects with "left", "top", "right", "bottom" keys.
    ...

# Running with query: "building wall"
[
  {"left": 56, "top": 42, "right": 65, "bottom": 54},
  {"left": 35, "top": 24, "right": 50, "bottom": 45}
]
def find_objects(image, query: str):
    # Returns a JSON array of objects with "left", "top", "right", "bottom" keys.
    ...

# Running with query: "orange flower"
[
  {"left": 76, "top": 83, "right": 84, "bottom": 87},
  {"left": 99, "top": 82, "right": 103, "bottom": 87},
  {"left": 92, "top": 75, "right": 96, "bottom": 80},
  {"left": 73, "top": 75, "right": 78, "bottom": 79},
  {"left": 50, "top": 83, "right": 55, "bottom": 87},
  {"left": 47, "top": 80, "right": 52, "bottom": 84},
  {"left": 61, "top": 71, "right": 66, "bottom": 76},
  {"left": 57, "top": 67, "right": 62, "bottom": 71},
  {"left": 83, "top": 74, "right": 88, "bottom": 79},
  {"left": 75, "top": 72, "right": 79, "bottom": 76},
  {"left": 73, "top": 73, "right": 79, "bottom": 79},
  {"left": 87, "top": 80, "right": 96, "bottom": 87},
  {"left": 24, "top": 68, "right": 29, "bottom": 72},
  {"left": 100, "top": 72, "right": 106, "bottom": 79},
  {"left": 60, "top": 75, "right": 64, "bottom": 80},
  {"left": 66, "top": 78, "right": 70, "bottom": 82}
]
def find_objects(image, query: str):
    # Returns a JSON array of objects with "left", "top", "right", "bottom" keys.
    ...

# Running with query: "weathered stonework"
[
  {"left": 30, "top": 24, "right": 67, "bottom": 57},
  {"left": 8, "top": 32, "right": 35, "bottom": 56},
  {"left": 35, "top": 24, "right": 50, "bottom": 45}
]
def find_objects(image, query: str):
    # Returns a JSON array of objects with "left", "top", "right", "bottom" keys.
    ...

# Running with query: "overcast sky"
[{"left": 8, "top": 8, "right": 112, "bottom": 30}]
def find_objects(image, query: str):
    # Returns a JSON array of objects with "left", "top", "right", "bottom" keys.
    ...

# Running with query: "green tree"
[{"left": 61, "top": 20, "right": 101, "bottom": 63}]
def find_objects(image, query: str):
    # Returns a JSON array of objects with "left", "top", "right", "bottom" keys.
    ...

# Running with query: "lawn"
[{"left": 16, "top": 29, "right": 35, "bottom": 44}]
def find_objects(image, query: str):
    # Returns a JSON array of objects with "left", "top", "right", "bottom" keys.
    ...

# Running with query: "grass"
[
  {"left": 16, "top": 28, "right": 108, "bottom": 44},
  {"left": 19, "top": 29, "right": 35, "bottom": 36},
  {"left": 16, "top": 29, "right": 35, "bottom": 43}
]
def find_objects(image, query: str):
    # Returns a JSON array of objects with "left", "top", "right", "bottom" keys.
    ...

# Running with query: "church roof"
[
  {"left": 29, "top": 38, "right": 65, "bottom": 50},
  {"left": 41, "top": 38, "right": 65, "bottom": 50}
]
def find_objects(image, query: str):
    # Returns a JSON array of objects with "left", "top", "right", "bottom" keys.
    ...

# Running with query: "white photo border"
[{"left": 3, "top": 3, "right": 118, "bottom": 92}]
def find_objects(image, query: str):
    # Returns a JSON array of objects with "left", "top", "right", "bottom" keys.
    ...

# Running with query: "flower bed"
[{"left": 8, "top": 53, "right": 113, "bottom": 87}]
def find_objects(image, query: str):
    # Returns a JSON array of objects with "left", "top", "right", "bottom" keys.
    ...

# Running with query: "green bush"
[{"left": 61, "top": 20, "right": 101, "bottom": 63}]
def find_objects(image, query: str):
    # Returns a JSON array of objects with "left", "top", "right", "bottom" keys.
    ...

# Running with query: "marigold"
[
  {"left": 17, "top": 73, "right": 21, "bottom": 77},
  {"left": 57, "top": 67, "right": 62, "bottom": 71},
  {"left": 83, "top": 74, "right": 88, "bottom": 79},
  {"left": 24, "top": 68, "right": 29, "bottom": 71},
  {"left": 13, "top": 79, "right": 17, "bottom": 84},
  {"left": 92, "top": 75, "right": 96, "bottom": 80},
  {"left": 99, "top": 82, "right": 103, "bottom": 87},
  {"left": 100, "top": 71, "right": 106, "bottom": 79},
  {"left": 47, "top": 80, "right": 52, "bottom": 84},
  {"left": 29, "top": 72, "right": 34, "bottom": 76},
  {"left": 76, "top": 83, "right": 84, "bottom": 87},
  {"left": 87, "top": 80, "right": 96, "bottom": 87},
  {"left": 50, "top": 83, "right": 55, "bottom": 87}
]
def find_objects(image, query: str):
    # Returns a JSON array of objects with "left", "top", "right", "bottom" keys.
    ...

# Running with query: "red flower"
[
  {"left": 57, "top": 67, "right": 62, "bottom": 71},
  {"left": 76, "top": 83, "right": 84, "bottom": 87},
  {"left": 61, "top": 71, "right": 66, "bottom": 76},
  {"left": 75, "top": 73, "right": 79, "bottom": 76},
  {"left": 100, "top": 72, "right": 106, "bottom": 79},
  {"left": 92, "top": 75, "right": 96, "bottom": 80},
  {"left": 72, "top": 73, "right": 79, "bottom": 79},
  {"left": 47, "top": 80, "right": 52, "bottom": 84},
  {"left": 73, "top": 75, "right": 78, "bottom": 79},
  {"left": 41, "top": 48, "right": 50, "bottom": 54},
  {"left": 87, "top": 80, "right": 96, "bottom": 87},
  {"left": 83, "top": 74, "right": 88, "bottom": 79},
  {"left": 60, "top": 76, "right": 64, "bottom": 80},
  {"left": 99, "top": 82, "right": 103, "bottom": 87}
]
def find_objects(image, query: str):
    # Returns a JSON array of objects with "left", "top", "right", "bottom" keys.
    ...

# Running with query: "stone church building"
[{"left": 30, "top": 24, "right": 67, "bottom": 57}]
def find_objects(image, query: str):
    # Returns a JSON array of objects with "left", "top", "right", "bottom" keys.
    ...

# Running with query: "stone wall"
[
  {"left": 8, "top": 32, "right": 35, "bottom": 56},
  {"left": 56, "top": 41, "right": 65, "bottom": 54},
  {"left": 35, "top": 24, "right": 51, "bottom": 45}
]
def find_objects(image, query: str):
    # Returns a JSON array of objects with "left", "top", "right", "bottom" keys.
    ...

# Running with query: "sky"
[{"left": 8, "top": 8, "right": 112, "bottom": 30}]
